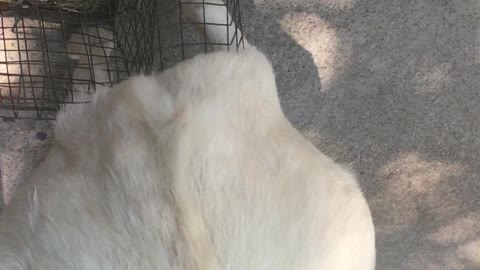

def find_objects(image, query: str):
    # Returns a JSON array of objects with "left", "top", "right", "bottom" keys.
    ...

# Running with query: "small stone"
[
  {"left": 35, "top": 131, "right": 48, "bottom": 141},
  {"left": 2, "top": 117, "right": 14, "bottom": 122}
]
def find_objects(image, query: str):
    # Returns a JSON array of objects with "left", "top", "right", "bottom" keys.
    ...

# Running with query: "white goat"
[{"left": 0, "top": 1, "right": 375, "bottom": 269}]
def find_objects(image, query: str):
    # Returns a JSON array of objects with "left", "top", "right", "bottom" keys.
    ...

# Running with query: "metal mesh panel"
[{"left": 0, "top": 0, "right": 244, "bottom": 119}]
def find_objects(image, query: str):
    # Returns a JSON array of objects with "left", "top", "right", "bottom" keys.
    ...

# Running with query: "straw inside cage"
[{"left": 0, "top": 0, "right": 244, "bottom": 119}]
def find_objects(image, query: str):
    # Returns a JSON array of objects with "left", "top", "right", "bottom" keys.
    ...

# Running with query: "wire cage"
[{"left": 0, "top": 0, "right": 245, "bottom": 119}]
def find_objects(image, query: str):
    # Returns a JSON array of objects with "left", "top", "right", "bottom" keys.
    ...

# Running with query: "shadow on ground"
[{"left": 242, "top": 0, "right": 480, "bottom": 269}]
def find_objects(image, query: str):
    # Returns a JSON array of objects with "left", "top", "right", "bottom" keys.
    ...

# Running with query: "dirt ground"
[{"left": 241, "top": 0, "right": 480, "bottom": 268}]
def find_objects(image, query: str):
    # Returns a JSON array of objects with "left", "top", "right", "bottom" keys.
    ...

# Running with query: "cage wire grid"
[{"left": 0, "top": 0, "right": 245, "bottom": 119}]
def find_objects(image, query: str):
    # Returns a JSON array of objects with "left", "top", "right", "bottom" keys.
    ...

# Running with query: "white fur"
[
  {"left": 0, "top": 2, "right": 375, "bottom": 269},
  {"left": 0, "top": 46, "right": 375, "bottom": 270},
  {"left": 67, "top": 26, "right": 116, "bottom": 85},
  {"left": 181, "top": 0, "right": 251, "bottom": 51}
]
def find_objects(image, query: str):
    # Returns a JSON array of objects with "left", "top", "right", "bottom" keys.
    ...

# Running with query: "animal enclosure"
[{"left": 0, "top": 0, "right": 245, "bottom": 119}]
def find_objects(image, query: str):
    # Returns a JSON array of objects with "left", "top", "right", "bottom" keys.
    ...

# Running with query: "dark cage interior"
[{"left": 0, "top": 0, "right": 245, "bottom": 119}]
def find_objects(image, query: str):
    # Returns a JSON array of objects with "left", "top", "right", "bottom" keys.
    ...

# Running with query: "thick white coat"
[
  {"left": 0, "top": 47, "right": 375, "bottom": 270},
  {"left": 1, "top": 0, "right": 375, "bottom": 268}
]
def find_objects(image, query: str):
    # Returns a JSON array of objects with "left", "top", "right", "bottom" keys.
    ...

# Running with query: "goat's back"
[{"left": 0, "top": 47, "right": 375, "bottom": 270}]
